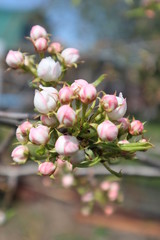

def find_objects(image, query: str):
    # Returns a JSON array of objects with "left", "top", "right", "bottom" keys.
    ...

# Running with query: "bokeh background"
[{"left": 0, "top": 0, "right": 160, "bottom": 240}]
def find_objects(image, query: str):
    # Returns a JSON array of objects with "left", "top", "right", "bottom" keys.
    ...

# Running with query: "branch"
[{"left": 0, "top": 111, "right": 36, "bottom": 120}]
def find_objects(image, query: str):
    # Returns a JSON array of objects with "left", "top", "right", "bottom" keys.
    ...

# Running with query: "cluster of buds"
[
  {"left": 45, "top": 157, "right": 122, "bottom": 216},
  {"left": 79, "top": 179, "right": 122, "bottom": 216},
  {"left": 7, "top": 25, "right": 152, "bottom": 178}
]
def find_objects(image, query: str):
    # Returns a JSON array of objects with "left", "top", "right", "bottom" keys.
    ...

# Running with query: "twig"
[{"left": 0, "top": 111, "right": 35, "bottom": 120}]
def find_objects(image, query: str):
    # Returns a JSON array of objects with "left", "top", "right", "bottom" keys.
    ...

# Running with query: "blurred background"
[{"left": 0, "top": 0, "right": 160, "bottom": 239}]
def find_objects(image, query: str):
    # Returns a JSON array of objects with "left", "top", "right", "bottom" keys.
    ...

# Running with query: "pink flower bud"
[
  {"left": 104, "top": 205, "right": 114, "bottom": 216},
  {"left": 101, "top": 95, "right": 118, "bottom": 112},
  {"left": 70, "top": 150, "right": 85, "bottom": 165},
  {"left": 55, "top": 135, "right": 79, "bottom": 156},
  {"left": 34, "top": 37, "right": 48, "bottom": 52},
  {"left": 61, "top": 48, "right": 79, "bottom": 65},
  {"left": 57, "top": 105, "right": 76, "bottom": 127},
  {"left": 79, "top": 84, "right": 97, "bottom": 104},
  {"left": 11, "top": 145, "right": 29, "bottom": 163},
  {"left": 34, "top": 86, "right": 58, "bottom": 114},
  {"left": 118, "top": 118, "right": 130, "bottom": 131},
  {"left": 139, "top": 138, "right": 147, "bottom": 143},
  {"left": 19, "top": 121, "right": 33, "bottom": 135},
  {"left": 48, "top": 42, "right": 62, "bottom": 53},
  {"left": 118, "top": 140, "right": 129, "bottom": 144},
  {"left": 81, "top": 192, "right": 94, "bottom": 203},
  {"left": 16, "top": 127, "right": 28, "bottom": 144},
  {"left": 62, "top": 174, "right": 74, "bottom": 188},
  {"left": 6, "top": 50, "right": 24, "bottom": 68},
  {"left": 56, "top": 157, "right": 66, "bottom": 167},
  {"left": 107, "top": 93, "right": 127, "bottom": 120},
  {"left": 108, "top": 182, "right": 119, "bottom": 201},
  {"left": 145, "top": 9, "right": 155, "bottom": 19},
  {"left": 97, "top": 120, "right": 118, "bottom": 141},
  {"left": 71, "top": 79, "right": 88, "bottom": 93},
  {"left": 30, "top": 25, "right": 47, "bottom": 40},
  {"left": 129, "top": 120, "right": 144, "bottom": 136},
  {"left": 37, "top": 57, "right": 61, "bottom": 82},
  {"left": 29, "top": 125, "right": 50, "bottom": 145},
  {"left": 100, "top": 180, "right": 110, "bottom": 191},
  {"left": 41, "top": 115, "right": 58, "bottom": 127},
  {"left": 38, "top": 162, "right": 56, "bottom": 176},
  {"left": 16, "top": 121, "right": 33, "bottom": 144},
  {"left": 59, "top": 86, "right": 74, "bottom": 104}
]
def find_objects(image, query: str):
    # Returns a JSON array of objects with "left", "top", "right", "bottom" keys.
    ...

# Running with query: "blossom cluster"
[
  {"left": 55, "top": 158, "right": 122, "bottom": 216},
  {"left": 6, "top": 25, "right": 152, "bottom": 177}
]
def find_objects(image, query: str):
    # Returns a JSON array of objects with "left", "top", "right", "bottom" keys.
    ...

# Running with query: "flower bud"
[
  {"left": 29, "top": 125, "right": 50, "bottom": 145},
  {"left": 37, "top": 57, "right": 61, "bottom": 82},
  {"left": 59, "top": 86, "right": 74, "bottom": 104},
  {"left": 6, "top": 50, "right": 24, "bottom": 68},
  {"left": 16, "top": 121, "right": 33, "bottom": 144},
  {"left": 30, "top": 25, "right": 47, "bottom": 40},
  {"left": 62, "top": 174, "right": 74, "bottom": 188},
  {"left": 34, "top": 37, "right": 48, "bottom": 52},
  {"left": 108, "top": 93, "right": 127, "bottom": 120},
  {"left": 100, "top": 181, "right": 110, "bottom": 191},
  {"left": 81, "top": 192, "right": 94, "bottom": 203},
  {"left": 97, "top": 120, "right": 118, "bottom": 141},
  {"left": 129, "top": 120, "right": 144, "bottom": 136},
  {"left": 34, "top": 86, "right": 58, "bottom": 114},
  {"left": 48, "top": 42, "right": 62, "bottom": 53},
  {"left": 11, "top": 145, "right": 29, "bottom": 163},
  {"left": 56, "top": 157, "right": 66, "bottom": 167},
  {"left": 108, "top": 182, "right": 119, "bottom": 201},
  {"left": 61, "top": 48, "right": 79, "bottom": 65},
  {"left": 38, "top": 162, "right": 56, "bottom": 176},
  {"left": 19, "top": 121, "right": 33, "bottom": 135},
  {"left": 118, "top": 117, "right": 130, "bottom": 131},
  {"left": 41, "top": 115, "right": 58, "bottom": 127},
  {"left": 71, "top": 79, "right": 88, "bottom": 93},
  {"left": 57, "top": 105, "right": 76, "bottom": 127},
  {"left": 55, "top": 135, "right": 79, "bottom": 156},
  {"left": 118, "top": 139, "right": 129, "bottom": 144},
  {"left": 16, "top": 127, "right": 28, "bottom": 144},
  {"left": 70, "top": 150, "right": 85, "bottom": 165},
  {"left": 104, "top": 205, "right": 114, "bottom": 216},
  {"left": 79, "top": 84, "right": 97, "bottom": 104},
  {"left": 101, "top": 94, "right": 118, "bottom": 112},
  {"left": 139, "top": 138, "right": 147, "bottom": 143}
]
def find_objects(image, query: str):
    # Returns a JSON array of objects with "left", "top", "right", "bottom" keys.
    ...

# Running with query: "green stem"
[
  {"left": 39, "top": 52, "right": 44, "bottom": 59},
  {"left": 81, "top": 103, "right": 88, "bottom": 125},
  {"left": 22, "top": 65, "right": 37, "bottom": 77},
  {"left": 76, "top": 99, "right": 81, "bottom": 110},
  {"left": 89, "top": 107, "right": 102, "bottom": 122},
  {"left": 86, "top": 100, "right": 96, "bottom": 118},
  {"left": 93, "top": 74, "right": 107, "bottom": 87},
  {"left": 101, "top": 160, "right": 122, "bottom": 178}
]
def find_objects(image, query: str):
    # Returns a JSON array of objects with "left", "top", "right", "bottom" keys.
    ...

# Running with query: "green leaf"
[
  {"left": 119, "top": 142, "right": 153, "bottom": 152},
  {"left": 36, "top": 146, "right": 45, "bottom": 156},
  {"left": 49, "top": 148, "right": 57, "bottom": 154},
  {"left": 77, "top": 156, "right": 101, "bottom": 168},
  {"left": 93, "top": 74, "right": 107, "bottom": 87}
]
